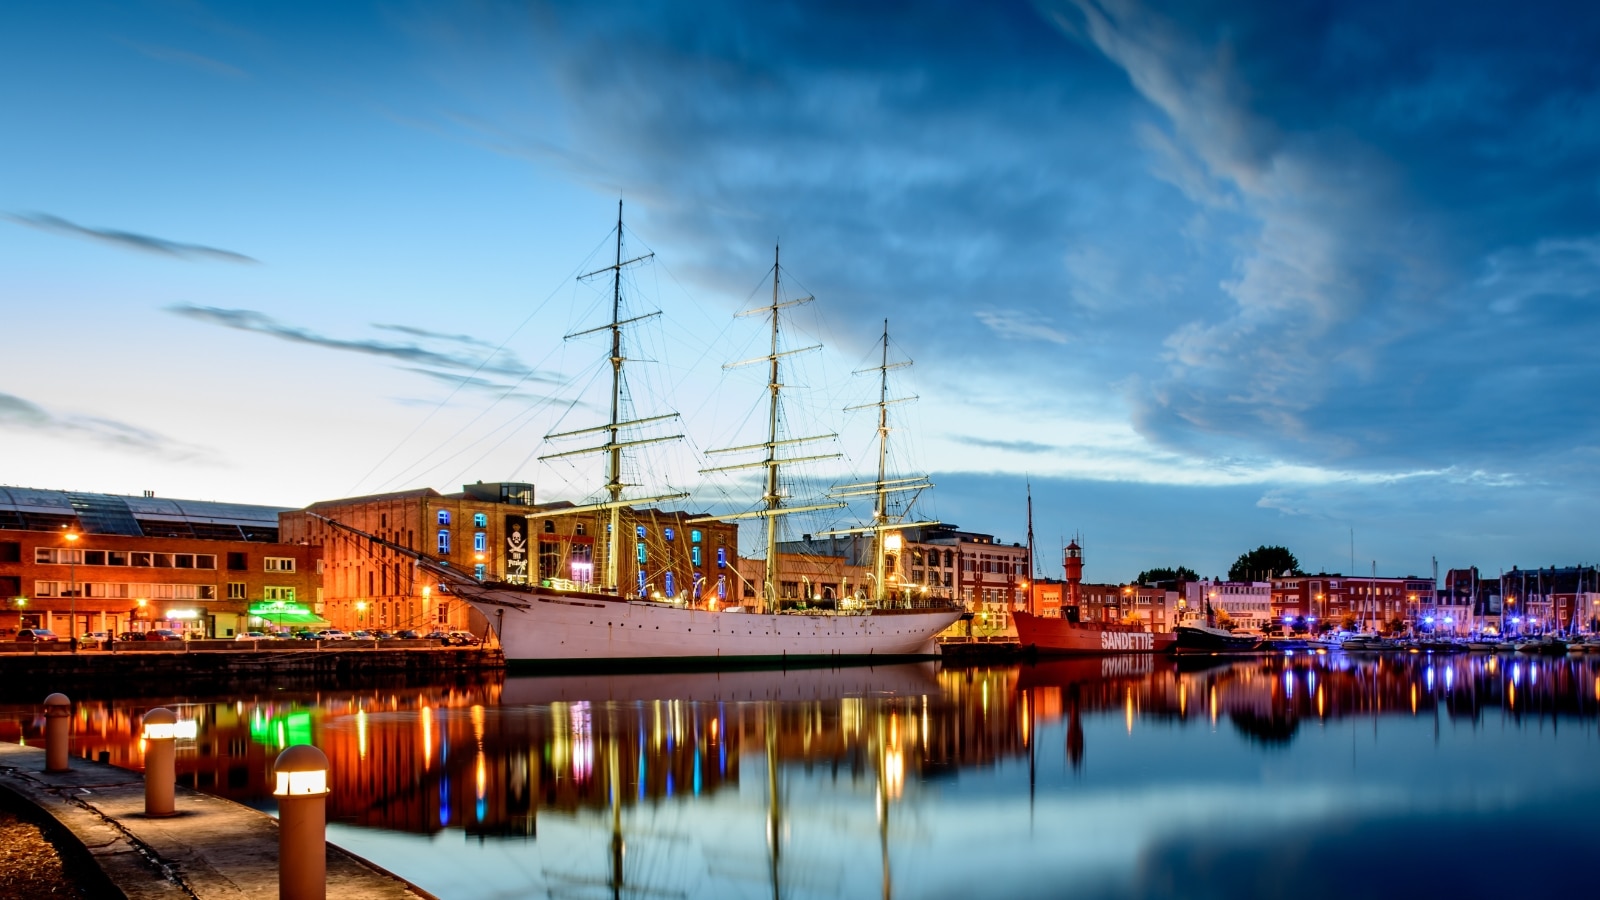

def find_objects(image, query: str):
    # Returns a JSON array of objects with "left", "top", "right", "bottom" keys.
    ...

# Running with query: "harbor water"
[{"left": 5, "top": 653, "right": 1600, "bottom": 898}]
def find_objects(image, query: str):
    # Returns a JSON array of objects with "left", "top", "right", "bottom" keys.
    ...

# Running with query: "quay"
[
  {"left": 0, "top": 741, "right": 432, "bottom": 899},
  {"left": 938, "top": 638, "right": 1026, "bottom": 663},
  {"left": 0, "top": 644, "right": 503, "bottom": 699}
]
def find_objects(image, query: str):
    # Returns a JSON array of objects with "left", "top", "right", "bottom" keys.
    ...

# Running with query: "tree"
[
  {"left": 1135, "top": 566, "right": 1198, "bottom": 585},
  {"left": 1214, "top": 607, "right": 1235, "bottom": 630},
  {"left": 1228, "top": 546, "right": 1303, "bottom": 583},
  {"left": 1122, "top": 611, "right": 1145, "bottom": 627}
]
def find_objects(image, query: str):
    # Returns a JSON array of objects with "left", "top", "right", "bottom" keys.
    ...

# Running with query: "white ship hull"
[{"left": 452, "top": 582, "right": 962, "bottom": 667}]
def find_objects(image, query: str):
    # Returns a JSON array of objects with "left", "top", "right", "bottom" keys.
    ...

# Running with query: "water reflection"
[{"left": 4, "top": 654, "right": 1600, "bottom": 898}]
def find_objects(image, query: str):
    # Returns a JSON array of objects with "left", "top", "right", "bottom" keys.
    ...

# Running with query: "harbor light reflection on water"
[{"left": 6, "top": 654, "right": 1600, "bottom": 898}]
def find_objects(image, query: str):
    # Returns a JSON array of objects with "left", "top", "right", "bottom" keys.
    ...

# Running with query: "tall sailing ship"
[{"left": 322, "top": 206, "right": 962, "bottom": 666}]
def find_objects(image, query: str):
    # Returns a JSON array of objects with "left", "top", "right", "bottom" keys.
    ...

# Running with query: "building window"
[
  {"left": 637, "top": 571, "right": 647, "bottom": 597},
  {"left": 717, "top": 548, "right": 726, "bottom": 568},
  {"left": 691, "top": 529, "right": 702, "bottom": 543},
  {"left": 264, "top": 557, "right": 296, "bottom": 573},
  {"left": 637, "top": 542, "right": 647, "bottom": 565},
  {"left": 474, "top": 564, "right": 486, "bottom": 580},
  {"left": 437, "top": 530, "right": 451, "bottom": 554},
  {"left": 691, "top": 546, "right": 702, "bottom": 567},
  {"left": 664, "top": 528, "right": 674, "bottom": 541},
  {"left": 636, "top": 525, "right": 646, "bottom": 538},
  {"left": 473, "top": 513, "right": 487, "bottom": 528},
  {"left": 718, "top": 575, "right": 727, "bottom": 600},
  {"left": 264, "top": 586, "right": 295, "bottom": 601},
  {"left": 665, "top": 572, "right": 675, "bottom": 596},
  {"left": 227, "top": 582, "right": 246, "bottom": 600},
  {"left": 544, "top": 520, "right": 555, "bottom": 534},
  {"left": 575, "top": 523, "right": 586, "bottom": 536},
  {"left": 437, "top": 510, "right": 451, "bottom": 525},
  {"left": 473, "top": 532, "right": 486, "bottom": 552}
]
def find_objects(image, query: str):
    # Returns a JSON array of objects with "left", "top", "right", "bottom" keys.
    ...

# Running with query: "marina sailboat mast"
[
  {"left": 539, "top": 201, "right": 686, "bottom": 593},
  {"left": 821, "top": 321, "right": 937, "bottom": 604},
  {"left": 699, "top": 246, "right": 843, "bottom": 613}
]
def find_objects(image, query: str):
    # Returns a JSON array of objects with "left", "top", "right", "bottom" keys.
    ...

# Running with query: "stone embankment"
[
  {"left": 0, "top": 644, "right": 503, "bottom": 698},
  {"left": 0, "top": 742, "right": 432, "bottom": 899}
]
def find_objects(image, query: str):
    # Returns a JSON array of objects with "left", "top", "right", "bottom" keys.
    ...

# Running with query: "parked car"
[
  {"left": 235, "top": 631, "right": 268, "bottom": 641},
  {"left": 446, "top": 631, "right": 482, "bottom": 646},
  {"left": 291, "top": 631, "right": 319, "bottom": 640},
  {"left": 16, "top": 628, "right": 61, "bottom": 642},
  {"left": 117, "top": 631, "right": 148, "bottom": 642},
  {"left": 372, "top": 630, "right": 395, "bottom": 640},
  {"left": 423, "top": 630, "right": 452, "bottom": 644},
  {"left": 81, "top": 631, "right": 111, "bottom": 643},
  {"left": 393, "top": 630, "right": 420, "bottom": 640},
  {"left": 144, "top": 629, "right": 184, "bottom": 641},
  {"left": 317, "top": 629, "right": 353, "bottom": 641}
]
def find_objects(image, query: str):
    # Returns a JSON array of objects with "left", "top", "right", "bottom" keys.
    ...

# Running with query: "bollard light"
[
  {"left": 43, "top": 693, "right": 71, "bottom": 773},
  {"left": 274, "top": 744, "right": 330, "bottom": 900},
  {"left": 141, "top": 708, "right": 178, "bottom": 817}
]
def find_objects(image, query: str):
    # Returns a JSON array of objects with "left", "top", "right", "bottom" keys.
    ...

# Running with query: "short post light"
[
  {"left": 44, "top": 693, "right": 71, "bottom": 773},
  {"left": 274, "top": 744, "right": 330, "bottom": 900},
  {"left": 142, "top": 708, "right": 178, "bottom": 817}
]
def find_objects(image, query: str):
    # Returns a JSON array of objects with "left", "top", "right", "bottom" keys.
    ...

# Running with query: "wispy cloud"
[
  {"left": 0, "top": 392, "right": 206, "bottom": 460},
  {"left": 168, "top": 304, "right": 559, "bottom": 384},
  {"left": 118, "top": 38, "right": 248, "bottom": 78},
  {"left": 5, "top": 212, "right": 256, "bottom": 263},
  {"left": 974, "top": 309, "right": 1070, "bottom": 345},
  {"left": 950, "top": 436, "right": 1058, "bottom": 455}
]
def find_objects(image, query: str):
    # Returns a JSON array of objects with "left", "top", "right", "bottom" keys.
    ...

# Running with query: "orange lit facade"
[
  {"left": 280, "top": 483, "right": 738, "bottom": 633},
  {"left": 0, "top": 488, "right": 320, "bottom": 638}
]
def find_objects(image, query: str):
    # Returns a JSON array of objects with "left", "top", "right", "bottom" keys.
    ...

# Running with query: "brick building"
[
  {"left": 734, "top": 550, "right": 871, "bottom": 607},
  {"left": 1270, "top": 573, "right": 1436, "bottom": 631},
  {"left": 781, "top": 523, "right": 1030, "bottom": 627},
  {"left": 280, "top": 482, "right": 739, "bottom": 633},
  {"left": 0, "top": 486, "right": 320, "bottom": 638}
]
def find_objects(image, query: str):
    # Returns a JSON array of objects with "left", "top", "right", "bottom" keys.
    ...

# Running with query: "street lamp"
[{"left": 64, "top": 531, "right": 79, "bottom": 651}]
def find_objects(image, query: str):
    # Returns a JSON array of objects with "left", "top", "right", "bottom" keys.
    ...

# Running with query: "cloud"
[
  {"left": 119, "top": 39, "right": 248, "bottom": 78},
  {"left": 5, "top": 212, "right": 257, "bottom": 262},
  {"left": 950, "top": 436, "right": 1058, "bottom": 455},
  {"left": 389, "top": 0, "right": 1600, "bottom": 492},
  {"left": 974, "top": 309, "right": 1070, "bottom": 345},
  {"left": 168, "top": 304, "right": 561, "bottom": 385},
  {"left": 0, "top": 392, "right": 205, "bottom": 459}
]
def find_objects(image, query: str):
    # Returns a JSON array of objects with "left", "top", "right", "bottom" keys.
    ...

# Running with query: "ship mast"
[
  {"left": 820, "top": 321, "right": 937, "bottom": 606},
  {"left": 698, "top": 246, "right": 842, "bottom": 613},
  {"left": 539, "top": 201, "right": 687, "bottom": 593}
]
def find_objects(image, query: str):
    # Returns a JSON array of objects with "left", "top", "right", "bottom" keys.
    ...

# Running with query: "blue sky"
[{"left": 3, "top": 1, "right": 1597, "bottom": 582}]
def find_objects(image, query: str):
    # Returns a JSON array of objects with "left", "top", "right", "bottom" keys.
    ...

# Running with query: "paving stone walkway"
[{"left": 0, "top": 742, "right": 433, "bottom": 899}]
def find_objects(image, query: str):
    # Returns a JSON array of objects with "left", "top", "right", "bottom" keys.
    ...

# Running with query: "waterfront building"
[
  {"left": 1186, "top": 579, "right": 1273, "bottom": 630},
  {"left": 780, "top": 523, "right": 1029, "bottom": 629},
  {"left": 279, "top": 482, "right": 739, "bottom": 633},
  {"left": 1270, "top": 573, "right": 1437, "bottom": 631},
  {"left": 0, "top": 486, "right": 320, "bottom": 638},
  {"left": 733, "top": 550, "right": 871, "bottom": 606}
]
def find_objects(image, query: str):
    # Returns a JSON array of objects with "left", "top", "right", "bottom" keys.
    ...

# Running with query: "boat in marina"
[
  {"left": 321, "top": 208, "right": 961, "bottom": 667},
  {"left": 1173, "top": 623, "right": 1263, "bottom": 652}
]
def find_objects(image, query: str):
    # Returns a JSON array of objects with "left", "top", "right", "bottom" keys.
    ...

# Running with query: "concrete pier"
[{"left": 0, "top": 742, "right": 433, "bottom": 899}]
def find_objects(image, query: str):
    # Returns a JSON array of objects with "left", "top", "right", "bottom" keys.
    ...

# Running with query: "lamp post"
[
  {"left": 64, "top": 531, "right": 79, "bottom": 651},
  {"left": 142, "top": 708, "right": 178, "bottom": 817},
  {"left": 274, "top": 744, "right": 331, "bottom": 900}
]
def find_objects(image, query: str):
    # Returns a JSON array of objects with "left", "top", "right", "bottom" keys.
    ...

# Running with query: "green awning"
[
  {"left": 248, "top": 610, "right": 329, "bottom": 626},
  {"left": 247, "top": 601, "right": 330, "bottom": 627}
]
